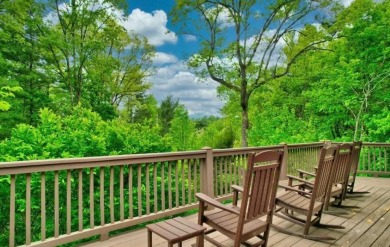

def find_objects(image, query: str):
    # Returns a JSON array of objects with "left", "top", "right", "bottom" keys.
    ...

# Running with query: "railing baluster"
[
  {"left": 181, "top": 160, "right": 185, "bottom": 206},
  {"left": 153, "top": 163, "right": 157, "bottom": 213},
  {"left": 100, "top": 167, "right": 105, "bottom": 226},
  {"left": 10, "top": 174, "right": 16, "bottom": 247},
  {"left": 194, "top": 159, "right": 198, "bottom": 197},
  {"left": 110, "top": 166, "right": 114, "bottom": 223},
  {"left": 385, "top": 148, "right": 388, "bottom": 172},
  {"left": 233, "top": 155, "right": 237, "bottom": 186},
  {"left": 224, "top": 157, "right": 228, "bottom": 195},
  {"left": 89, "top": 168, "right": 94, "bottom": 228},
  {"left": 146, "top": 163, "right": 150, "bottom": 215},
  {"left": 67, "top": 170, "right": 71, "bottom": 234},
  {"left": 26, "top": 173, "right": 31, "bottom": 245},
  {"left": 161, "top": 162, "right": 165, "bottom": 211},
  {"left": 79, "top": 169, "right": 83, "bottom": 231},
  {"left": 236, "top": 154, "right": 242, "bottom": 185},
  {"left": 129, "top": 165, "right": 133, "bottom": 219},
  {"left": 229, "top": 156, "right": 232, "bottom": 192},
  {"left": 175, "top": 161, "right": 179, "bottom": 208},
  {"left": 214, "top": 158, "right": 217, "bottom": 196},
  {"left": 54, "top": 171, "right": 59, "bottom": 237},
  {"left": 41, "top": 173, "right": 46, "bottom": 241},
  {"left": 362, "top": 146, "right": 366, "bottom": 171},
  {"left": 219, "top": 157, "right": 223, "bottom": 196},
  {"left": 168, "top": 162, "right": 172, "bottom": 209},
  {"left": 188, "top": 159, "right": 191, "bottom": 204},
  {"left": 120, "top": 165, "right": 124, "bottom": 221},
  {"left": 138, "top": 164, "right": 142, "bottom": 217}
]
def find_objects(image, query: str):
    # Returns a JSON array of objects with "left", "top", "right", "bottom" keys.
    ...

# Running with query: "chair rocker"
[
  {"left": 196, "top": 150, "right": 283, "bottom": 247},
  {"left": 272, "top": 146, "right": 345, "bottom": 241}
]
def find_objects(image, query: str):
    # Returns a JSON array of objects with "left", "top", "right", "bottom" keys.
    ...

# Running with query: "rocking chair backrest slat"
[
  {"left": 333, "top": 143, "right": 353, "bottom": 184},
  {"left": 350, "top": 141, "right": 363, "bottom": 174},
  {"left": 312, "top": 146, "right": 339, "bottom": 201},
  {"left": 242, "top": 150, "right": 283, "bottom": 221}
]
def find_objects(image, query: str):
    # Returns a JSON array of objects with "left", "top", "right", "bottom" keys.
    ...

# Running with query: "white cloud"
[
  {"left": 241, "top": 29, "right": 288, "bottom": 68},
  {"left": 153, "top": 52, "right": 179, "bottom": 65},
  {"left": 205, "top": 6, "right": 235, "bottom": 28},
  {"left": 183, "top": 34, "right": 197, "bottom": 42},
  {"left": 217, "top": 8, "right": 235, "bottom": 28},
  {"left": 121, "top": 9, "right": 177, "bottom": 46},
  {"left": 148, "top": 61, "right": 224, "bottom": 117}
]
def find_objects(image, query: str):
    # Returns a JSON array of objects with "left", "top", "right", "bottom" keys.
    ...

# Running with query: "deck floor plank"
[
  {"left": 350, "top": 207, "right": 390, "bottom": 247},
  {"left": 334, "top": 193, "right": 390, "bottom": 247},
  {"left": 81, "top": 177, "right": 390, "bottom": 247}
]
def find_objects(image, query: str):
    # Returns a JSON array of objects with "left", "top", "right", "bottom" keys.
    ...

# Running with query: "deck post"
[
  {"left": 279, "top": 142, "right": 288, "bottom": 181},
  {"left": 324, "top": 140, "right": 332, "bottom": 147},
  {"left": 100, "top": 233, "right": 109, "bottom": 241},
  {"left": 201, "top": 147, "right": 214, "bottom": 198}
]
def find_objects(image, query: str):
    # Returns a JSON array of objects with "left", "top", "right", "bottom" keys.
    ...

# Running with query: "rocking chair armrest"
[
  {"left": 297, "top": 169, "right": 316, "bottom": 178},
  {"left": 196, "top": 193, "right": 240, "bottom": 215},
  {"left": 231, "top": 185, "right": 244, "bottom": 193},
  {"left": 287, "top": 175, "right": 315, "bottom": 186},
  {"left": 278, "top": 184, "right": 313, "bottom": 196},
  {"left": 231, "top": 185, "right": 246, "bottom": 206}
]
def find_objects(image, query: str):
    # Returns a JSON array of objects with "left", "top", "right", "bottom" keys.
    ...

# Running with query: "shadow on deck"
[{"left": 82, "top": 177, "right": 390, "bottom": 247}]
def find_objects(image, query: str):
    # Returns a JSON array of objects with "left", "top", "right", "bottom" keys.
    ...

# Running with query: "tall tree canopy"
[
  {"left": 172, "top": 0, "right": 335, "bottom": 146},
  {"left": 0, "top": 0, "right": 155, "bottom": 137}
]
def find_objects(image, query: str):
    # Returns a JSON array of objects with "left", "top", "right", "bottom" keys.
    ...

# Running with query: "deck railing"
[
  {"left": 359, "top": 143, "right": 390, "bottom": 176},
  {"left": 0, "top": 141, "right": 388, "bottom": 246}
]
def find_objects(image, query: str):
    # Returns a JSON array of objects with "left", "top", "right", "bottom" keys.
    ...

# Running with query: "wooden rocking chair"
[
  {"left": 344, "top": 141, "right": 369, "bottom": 196},
  {"left": 273, "top": 146, "right": 345, "bottom": 241},
  {"left": 196, "top": 150, "right": 283, "bottom": 247},
  {"left": 298, "top": 143, "right": 357, "bottom": 212}
]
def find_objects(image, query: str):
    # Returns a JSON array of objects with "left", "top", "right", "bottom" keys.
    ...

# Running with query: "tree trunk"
[{"left": 241, "top": 101, "right": 249, "bottom": 147}]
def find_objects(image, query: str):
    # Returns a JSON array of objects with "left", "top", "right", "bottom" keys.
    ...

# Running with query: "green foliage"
[
  {"left": 158, "top": 95, "right": 180, "bottom": 135},
  {"left": 0, "top": 106, "right": 171, "bottom": 161},
  {"left": 171, "top": 0, "right": 335, "bottom": 146},
  {"left": 0, "top": 86, "right": 22, "bottom": 111},
  {"left": 194, "top": 118, "right": 236, "bottom": 149},
  {"left": 0, "top": 0, "right": 154, "bottom": 136},
  {"left": 168, "top": 105, "right": 196, "bottom": 151}
]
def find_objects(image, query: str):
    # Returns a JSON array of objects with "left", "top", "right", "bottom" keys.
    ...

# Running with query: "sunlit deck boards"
[{"left": 82, "top": 177, "right": 390, "bottom": 247}]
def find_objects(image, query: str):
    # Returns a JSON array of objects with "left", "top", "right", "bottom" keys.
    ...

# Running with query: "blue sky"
[{"left": 123, "top": 0, "right": 224, "bottom": 117}]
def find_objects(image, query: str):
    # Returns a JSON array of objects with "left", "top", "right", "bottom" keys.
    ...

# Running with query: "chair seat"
[
  {"left": 204, "top": 208, "right": 268, "bottom": 238},
  {"left": 276, "top": 191, "right": 323, "bottom": 215}
]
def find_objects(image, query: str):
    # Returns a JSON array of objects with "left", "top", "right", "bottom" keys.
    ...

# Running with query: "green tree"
[
  {"left": 121, "top": 94, "right": 159, "bottom": 124},
  {"left": 41, "top": 0, "right": 154, "bottom": 119},
  {"left": 158, "top": 95, "right": 180, "bottom": 135},
  {"left": 0, "top": 0, "right": 51, "bottom": 138},
  {"left": 269, "top": 0, "right": 390, "bottom": 142},
  {"left": 168, "top": 105, "right": 196, "bottom": 151},
  {"left": 330, "top": 0, "right": 390, "bottom": 141},
  {"left": 172, "top": 0, "right": 335, "bottom": 146}
]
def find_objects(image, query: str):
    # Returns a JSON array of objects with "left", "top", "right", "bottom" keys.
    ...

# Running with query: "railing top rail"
[
  {"left": 0, "top": 150, "right": 207, "bottom": 175},
  {"left": 213, "top": 145, "right": 284, "bottom": 157},
  {"left": 332, "top": 142, "right": 390, "bottom": 147},
  {"left": 286, "top": 142, "right": 324, "bottom": 149},
  {"left": 362, "top": 142, "right": 390, "bottom": 147}
]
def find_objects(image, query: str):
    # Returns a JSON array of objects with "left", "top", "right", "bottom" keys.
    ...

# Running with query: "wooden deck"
[{"left": 82, "top": 177, "right": 390, "bottom": 247}]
